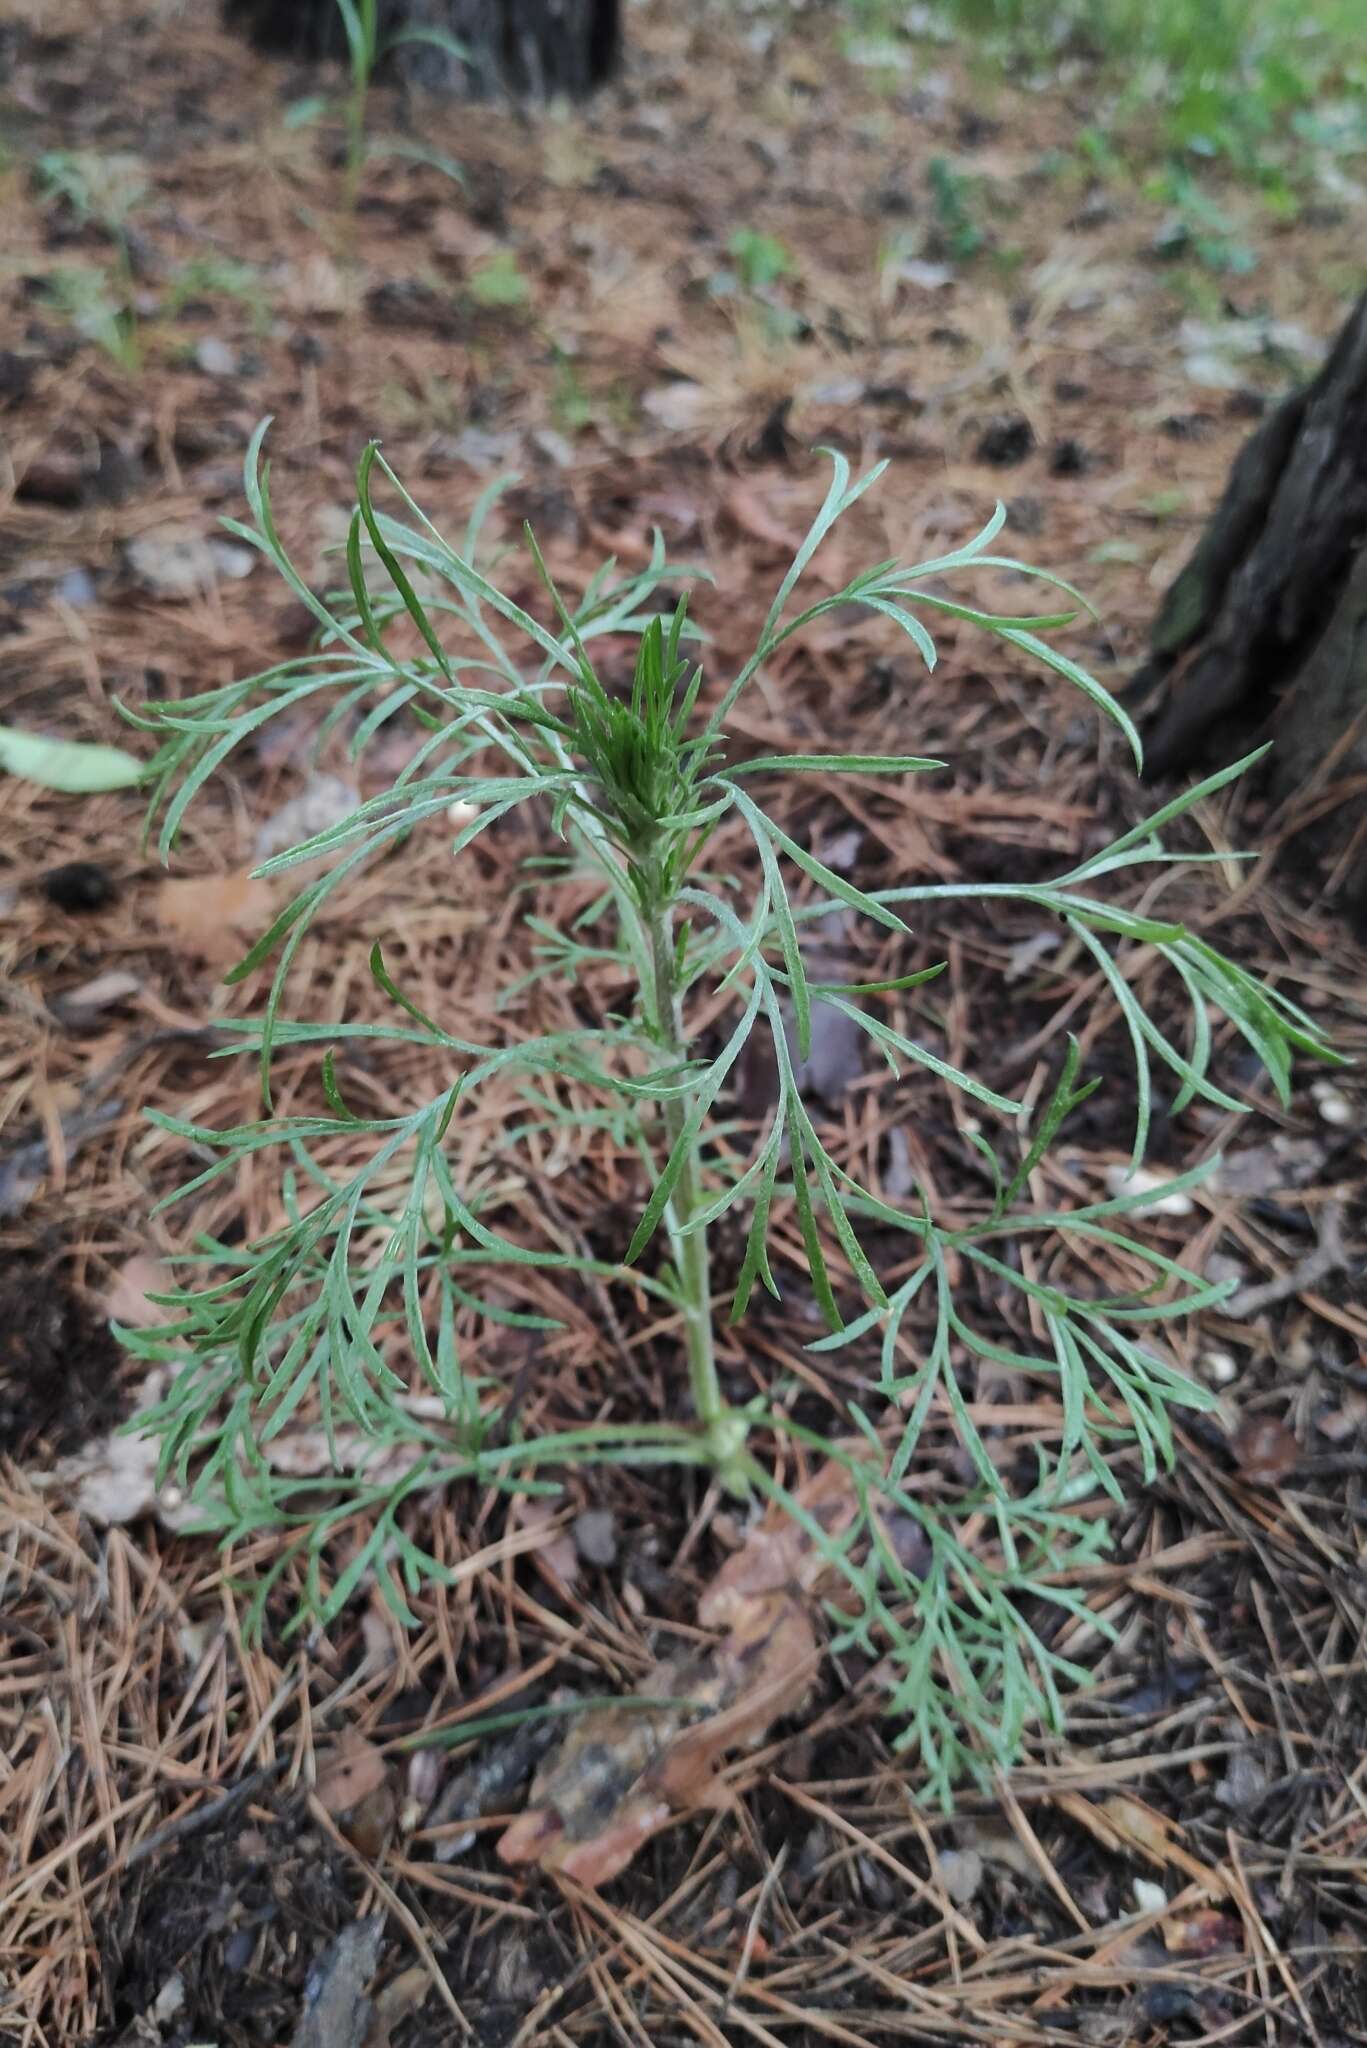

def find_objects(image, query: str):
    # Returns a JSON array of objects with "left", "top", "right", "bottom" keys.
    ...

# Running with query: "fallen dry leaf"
[
  {"left": 509, "top": 1497, "right": 580, "bottom": 1590},
  {"left": 953, "top": 1817, "right": 1035, "bottom": 1880},
  {"left": 53, "top": 967, "right": 142, "bottom": 1018},
  {"left": 104, "top": 1254, "right": 177, "bottom": 1329},
  {"left": 937, "top": 1846, "right": 984, "bottom": 1904},
  {"left": 365, "top": 1962, "right": 432, "bottom": 2048},
  {"left": 155, "top": 870, "right": 275, "bottom": 966},
  {"left": 1098, "top": 1794, "right": 1175, "bottom": 1867},
  {"left": 1165, "top": 1908, "right": 1243, "bottom": 1958},
  {"left": 499, "top": 1591, "right": 819, "bottom": 1886},
  {"left": 1316, "top": 1392, "right": 1367, "bottom": 1444},
  {"left": 699, "top": 1452, "right": 871, "bottom": 1625},
  {"left": 498, "top": 1458, "right": 863, "bottom": 1887},
  {"left": 1232, "top": 1413, "right": 1299, "bottom": 1485},
  {"left": 317, "top": 1728, "right": 387, "bottom": 1813},
  {"left": 724, "top": 480, "right": 802, "bottom": 552},
  {"left": 36, "top": 1371, "right": 203, "bottom": 1531}
]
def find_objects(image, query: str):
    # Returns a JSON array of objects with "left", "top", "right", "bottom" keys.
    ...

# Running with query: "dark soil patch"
[
  {"left": 95, "top": 1786, "right": 362, "bottom": 2048},
  {"left": 0, "top": 1247, "right": 126, "bottom": 1459}
]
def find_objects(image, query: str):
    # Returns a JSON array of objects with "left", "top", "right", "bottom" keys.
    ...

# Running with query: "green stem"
[
  {"left": 643, "top": 886, "right": 725, "bottom": 1440},
  {"left": 344, "top": 80, "right": 367, "bottom": 225}
]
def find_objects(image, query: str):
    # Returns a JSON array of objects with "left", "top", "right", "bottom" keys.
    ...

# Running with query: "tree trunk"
[
  {"left": 224, "top": 0, "right": 621, "bottom": 99},
  {"left": 1126, "top": 290, "right": 1367, "bottom": 916}
]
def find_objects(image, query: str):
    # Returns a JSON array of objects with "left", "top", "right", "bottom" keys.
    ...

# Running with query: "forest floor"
[{"left": 2, "top": 1, "right": 1366, "bottom": 2043}]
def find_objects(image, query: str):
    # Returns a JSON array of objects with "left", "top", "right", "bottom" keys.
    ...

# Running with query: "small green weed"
[
  {"left": 309, "top": 0, "right": 471, "bottom": 220},
  {"left": 39, "top": 266, "right": 141, "bottom": 372},
  {"left": 910, "top": 0, "right": 1365, "bottom": 180},
  {"left": 927, "top": 157, "right": 986, "bottom": 262},
  {"left": 1148, "top": 168, "right": 1258, "bottom": 275},
  {"left": 33, "top": 149, "right": 146, "bottom": 237},
  {"left": 469, "top": 250, "right": 532, "bottom": 310},
  {"left": 32, "top": 149, "right": 147, "bottom": 370},
  {"left": 728, "top": 228, "right": 797, "bottom": 293},
  {"left": 163, "top": 256, "right": 274, "bottom": 333}
]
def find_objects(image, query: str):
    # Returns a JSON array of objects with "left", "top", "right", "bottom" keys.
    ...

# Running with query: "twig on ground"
[{"left": 1224, "top": 1202, "right": 1348, "bottom": 1318}]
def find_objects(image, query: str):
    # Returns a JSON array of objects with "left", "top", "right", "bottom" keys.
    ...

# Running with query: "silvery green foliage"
[{"left": 125, "top": 427, "right": 1335, "bottom": 1803}]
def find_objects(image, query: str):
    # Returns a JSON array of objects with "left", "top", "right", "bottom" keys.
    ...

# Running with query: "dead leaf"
[
  {"left": 104, "top": 1253, "right": 176, "bottom": 1329},
  {"left": 509, "top": 1498, "right": 579, "bottom": 1589},
  {"left": 316, "top": 1729, "right": 388, "bottom": 1814},
  {"left": 402, "top": 1749, "right": 441, "bottom": 1835},
  {"left": 1232, "top": 1414, "right": 1299, "bottom": 1485},
  {"left": 700, "top": 1452, "right": 871, "bottom": 1625},
  {"left": 1097, "top": 1794, "right": 1175, "bottom": 1867},
  {"left": 155, "top": 870, "right": 275, "bottom": 965},
  {"left": 937, "top": 1847, "right": 984, "bottom": 1904},
  {"left": 1165, "top": 1909, "right": 1242, "bottom": 1957},
  {"left": 36, "top": 1370, "right": 203, "bottom": 1530},
  {"left": 499, "top": 1591, "right": 818, "bottom": 1886},
  {"left": 341, "top": 1779, "right": 396, "bottom": 1859},
  {"left": 365, "top": 1962, "right": 432, "bottom": 2048},
  {"left": 724, "top": 481, "right": 802, "bottom": 551},
  {"left": 498, "top": 1458, "right": 861, "bottom": 1886},
  {"left": 953, "top": 1817, "right": 1034, "bottom": 1880},
  {"left": 1316, "top": 1392, "right": 1367, "bottom": 1444},
  {"left": 53, "top": 967, "right": 142, "bottom": 1018},
  {"left": 255, "top": 773, "right": 359, "bottom": 861}
]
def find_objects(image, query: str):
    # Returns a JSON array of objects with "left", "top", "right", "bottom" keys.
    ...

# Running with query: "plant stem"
[
  {"left": 344, "top": 82, "right": 366, "bottom": 226},
  {"left": 643, "top": 888, "right": 725, "bottom": 1440}
]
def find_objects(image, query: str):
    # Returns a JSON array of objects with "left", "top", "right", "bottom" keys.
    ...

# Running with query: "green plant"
[
  {"left": 336, "top": 0, "right": 381, "bottom": 216},
  {"left": 34, "top": 148, "right": 147, "bottom": 239},
  {"left": 126, "top": 429, "right": 1337, "bottom": 1802},
  {"left": 728, "top": 228, "right": 796, "bottom": 293},
  {"left": 914, "top": 0, "right": 1365, "bottom": 179},
  {"left": 0, "top": 724, "right": 145, "bottom": 792},
  {"left": 33, "top": 150, "right": 148, "bottom": 369},
  {"left": 1148, "top": 167, "right": 1258, "bottom": 274},
  {"left": 468, "top": 250, "right": 531, "bottom": 309},
  {"left": 927, "top": 157, "right": 986, "bottom": 262},
  {"left": 39, "top": 266, "right": 142, "bottom": 372},
  {"left": 705, "top": 228, "right": 803, "bottom": 342},
  {"left": 333, "top": 0, "right": 469, "bottom": 217},
  {"left": 163, "top": 255, "right": 275, "bottom": 334}
]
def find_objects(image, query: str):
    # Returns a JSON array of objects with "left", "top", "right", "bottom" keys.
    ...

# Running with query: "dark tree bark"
[
  {"left": 1127, "top": 290, "right": 1367, "bottom": 915},
  {"left": 224, "top": 0, "right": 621, "bottom": 100}
]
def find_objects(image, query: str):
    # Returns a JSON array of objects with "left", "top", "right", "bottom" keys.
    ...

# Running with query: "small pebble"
[
  {"left": 938, "top": 1847, "right": 983, "bottom": 1904},
  {"left": 195, "top": 336, "right": 238, "bottom": 377},
  {"left": 1311, "top": 1080, "right": 1352, "bottom": 1128},
  {"left": 54, "top": 566, "right": 98, "bottom": 608},
  {"left": 1133, "top": 1878, "right": 1168, "bottom": 1916},
  {"left": 573, "top": 1508, "right": 618, "bottom": 1568},
  {"left": 1200, "top": 1350, "right": 1238, "bottom": 1387},
  {"left": 223, "top": 1929, "right": 255, "bottom": 1973}
]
